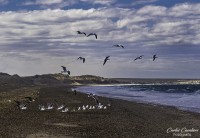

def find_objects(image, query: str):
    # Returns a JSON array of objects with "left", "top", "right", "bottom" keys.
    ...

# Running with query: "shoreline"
[
  {"left": 0, "top": 85, "right": 200, "bottom": 137},
  {"left": 74, "top": 84, "right": 200, "bottom": 115}
]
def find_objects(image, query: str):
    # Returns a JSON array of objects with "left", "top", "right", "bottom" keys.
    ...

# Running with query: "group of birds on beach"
[
  {"left": 60, "top": 31, "right": 158, "bottom": 75},
  {"left": 38, "top": 102, "right": 108, "bottom": 113},
  {"left": 13, "top": 89, "right": 109, "bottom": 113},
  {"left": 14, "top": 97, "right": 36, "bottom": 110}
]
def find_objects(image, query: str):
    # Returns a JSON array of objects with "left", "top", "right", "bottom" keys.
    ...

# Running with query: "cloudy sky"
[{"left": 0, "top": 0, "right": 200, "bottom": 78}]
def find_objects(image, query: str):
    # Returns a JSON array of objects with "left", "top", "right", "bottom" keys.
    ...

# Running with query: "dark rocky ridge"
[
  {"left": 0, "top": 73, "right": 122, "bottom": 86},
  {"left": 0, "top": 73, "right": 32, "bottom": 86},
  {"left": 1, "top": 72, "right": 200, "bottom": 86}
]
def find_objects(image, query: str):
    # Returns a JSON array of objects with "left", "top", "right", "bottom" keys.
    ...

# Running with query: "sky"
[{"left": 0, "top": 0, "right": 200, "bottom": 78}]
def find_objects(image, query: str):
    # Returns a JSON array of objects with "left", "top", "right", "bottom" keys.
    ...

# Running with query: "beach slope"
[{"left": 0, "top": 85, "right": 200, "bottom": 138}]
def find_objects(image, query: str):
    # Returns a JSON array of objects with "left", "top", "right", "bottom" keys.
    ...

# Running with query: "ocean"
[{"left": 76, "top": 84, "right": 200, "bottom": 113}]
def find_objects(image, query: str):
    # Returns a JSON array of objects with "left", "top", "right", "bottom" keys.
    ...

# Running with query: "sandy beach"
[{"left": 0, "top": 85, "right": 200, "bottom": 138}]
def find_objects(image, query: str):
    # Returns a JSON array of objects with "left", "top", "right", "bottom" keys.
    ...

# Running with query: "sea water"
[{"left": 76, "top": 84, "right": 200, "bottom": 113}]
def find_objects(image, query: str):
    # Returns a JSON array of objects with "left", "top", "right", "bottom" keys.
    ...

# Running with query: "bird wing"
[
  {"left": 103, "top": 56, "right": 110, "bottom": 65},
  {"left": 153, "top": 55, "right": 156, "bottom": 61},
  {"left": 153, "top": 56, "right": 157, "bottom": 61},
  {"left": 103, "top": 59, "right": 107, "bottom": 65},
  {"left": 113, "top": 44, "right": 119, "bottom": 47},
  {"left": 77, "top": 57, "right": 81, "bottom": 60},
  {"left": 94, "top": 34, "right": 97, "bottom": 39},
  {"left": 61, "top": 66, "right": 66, "bottom": 71},
  {"left": 83, "top": 32, "right": 86, "bottom": 36},
  {"left": 92, "top": 96, "right": 99, "bottom": 104},
  {"left": 87, "top": 33, "right": 92, "bottom": 37},
  {"left": 67, "top": 71, "right": 70, "bottom": 75},
  {"left": 134, "top": 57, "right": 138, "bottom": 61},
  {"left": 83, "top": 58, "right": 85, "bottom": 63}
]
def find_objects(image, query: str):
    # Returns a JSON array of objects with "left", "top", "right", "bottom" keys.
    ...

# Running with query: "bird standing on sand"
[
  {"left": 134, "top": 55, "right": 143, "bottom": 61},
  {"left": 25, "top": 97, "right": 35, "bottom": 103},
  {"left": 71, "top": 89, "right": 77, "bottom": 96},
  {"left": 77, "top": 31, "right": 86, "bottom": 36},
  {"left": 57, "top": 103, "right": 65, "bottom": 110},
  {"left": 153, "top": 54, "right": 158, "bottom": 61},
  {"left": 61, "top": 66, "right": 70, "bottom": 75},
  {"left": 87, "top": 33, "right": 97, "bottom": 39},
  {"left": 14, "top": 100, "right": 27, "bottom": 110},
  {"left": 47, "top": 103, "right": 54, "bottom": 110},
  {"left": 61, "top": 108, "right": 69, "bottom": 112},
  {"left": 39, "top": 105, "right": 46, "bottom": 111},
  {"left": 74, "top": 90, "right": 77, "bottom": 96},
  {"left": 103, "top": 56, "right": 110, "bottom": 66},
  {"left": 113, "top": 44, "right": 124, "bottom": 48},
  {"left": 77, "top": 57, "right": 85, "bottom": 63}
]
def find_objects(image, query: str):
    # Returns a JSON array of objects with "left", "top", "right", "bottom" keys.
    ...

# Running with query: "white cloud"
[
  {"left": 22, "top": 0, "right": 78, "bottom": 9},
  {"left": 24, "top": 0, "right": 64, "bottom": 5},
  {"left": 137, "top": 5, "right": 167, "bottom": 16},
  {"left": 0, "top": 3, "right": 200, "bottom": 77},
  {"left": 35, "top": 0, "right": 63, "bottom": 5},
  {"left": 131, "top": 0, "right": 158, "bottom": 6},
  {"left": 80, "top": 0, "right": 116, "bottom": 6}
]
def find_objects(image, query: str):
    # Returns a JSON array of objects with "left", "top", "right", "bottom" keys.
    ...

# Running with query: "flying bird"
[
  {"left": 61, "top": 66, "right": 70, "bottom": 75},
  {"left": 103, "top": 56, "right": 110, "bottom": 66},
  {"left": 88, "top": 93, "right": 99, "bottom": 105},
  {"left": 87, "top": 33, "right": 97, "bottom": 39},
  {"left": 77, "top": 31, "right": 86, "bottom": 36},
  {"left": 153, "top": 54, "right": 158, "bottom": 61},
  {"left": 113, "top": 44, "right": 124, "bottom": 48},
  {"left": 134, "top": 55, "right": 143, "bottom": 61},
  {"left": 77, "top": 57, "right": 85, "bottom": 63}
]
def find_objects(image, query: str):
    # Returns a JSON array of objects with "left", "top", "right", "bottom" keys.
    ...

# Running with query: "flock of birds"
[
  {"left": 13, "top": 31, "right": 157, "bottom": 112},
  {"left": 60, "top": 31, "right": 158, "bottom": 75},
  {"left": 13, "top": 89, "right": 110, "bottom": 113}
]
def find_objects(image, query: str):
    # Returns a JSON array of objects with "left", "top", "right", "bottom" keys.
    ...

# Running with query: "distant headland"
[{"left": 0, "top": 72, "right": 200, "bottom": 86}]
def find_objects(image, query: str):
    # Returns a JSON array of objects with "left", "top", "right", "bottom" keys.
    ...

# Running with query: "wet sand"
[{"left": 0, "top": 85, "right": 200, "bottom": 138}]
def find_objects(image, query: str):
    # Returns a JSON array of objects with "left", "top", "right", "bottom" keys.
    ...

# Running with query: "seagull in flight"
[
  {"left": 61, "top": 66, "right": 70, "bottom": 75},
  {"left": 153, "top": 54, "right": 158, "bottom": 61},
  {"left": 87, "top": 33, "right": 97, "bottom": 39},
  {"left": 88, "top": 93, "right": 99, "bottom": 105},
  {"left": 77, "top": 57, "right": 85, "bottom": 63},
  {"left": 113, "top": 44, "right": 124, "bottom": 48},
  {"left": 103, "top": 56, "right": 110, "bottom": 66},
  {"left": 77, "top": 31, "right": 86, "bottom": 36},
  {"left": 134, "top": 55, "right": 143, "bottom": 61}
]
